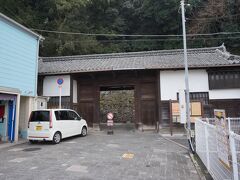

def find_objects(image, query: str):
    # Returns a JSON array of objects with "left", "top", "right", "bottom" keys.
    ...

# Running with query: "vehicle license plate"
[{"left": 36, "top": 126, "right": 42, "bottom": 131}]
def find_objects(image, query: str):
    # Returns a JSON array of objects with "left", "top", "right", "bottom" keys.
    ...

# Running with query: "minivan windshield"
[{"left": 30, "top": 111, "right": 50, "bottom": 122}]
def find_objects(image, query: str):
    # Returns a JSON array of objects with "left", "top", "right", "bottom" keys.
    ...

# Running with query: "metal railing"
[
  {"left": 228, "top": 118, "right": 240, "bottom": 135},
  {"left": 195, "top": 118, "right": 240, "bottom": 180},
  {"left": 229, "top": 130, "right": 240, "bottom": 180}
]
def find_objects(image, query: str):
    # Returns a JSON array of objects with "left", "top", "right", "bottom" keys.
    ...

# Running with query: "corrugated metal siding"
[{"left": 0, "top": 17, "right": 38, "bottom": 96}]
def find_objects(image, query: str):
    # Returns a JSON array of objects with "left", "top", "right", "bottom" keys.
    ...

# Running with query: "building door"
[
  {"left": 0, "top": 105, "right": 5, "bottom": 141},
  {"left": 8, "top": 101, "right": 15, "bottom": 142}
]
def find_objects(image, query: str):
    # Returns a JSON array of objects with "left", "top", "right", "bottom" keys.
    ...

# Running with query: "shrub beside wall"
[{"left": 100, "top": 90, "right": 134, "bottom": 123}]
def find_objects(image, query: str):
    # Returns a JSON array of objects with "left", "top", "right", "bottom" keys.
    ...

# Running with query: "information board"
[
  {"left": 171, "top": 101, "right": 202, "bottom": 123},
  {"left": 214, "top": 109, "right": 231, "bottom": 168},
  {"left": 191, "top": 102, "right": 202, "bottom": 116}
]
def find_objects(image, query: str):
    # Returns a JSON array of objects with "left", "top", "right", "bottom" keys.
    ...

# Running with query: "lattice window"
[
  {"left": 177, "top": 92, "right": 209, "bottom": 105},
  {"left": 209, "top": 71, "right": 240, "bottom": 89}
]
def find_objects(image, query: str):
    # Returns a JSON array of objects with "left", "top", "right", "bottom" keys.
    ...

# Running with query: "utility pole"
[{"left": 181, "top": 0, "right": 192, "bottom": 150}]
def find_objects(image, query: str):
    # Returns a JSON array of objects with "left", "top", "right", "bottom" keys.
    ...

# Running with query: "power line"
[
  {"left": 3, "top": 7, "right": 27, "bottom": 26},
  {"left": 188, "top": 32, "right": 240, "bottom": 36},
  {"left": 193, "top": 5, "right": 229, "bottom": 7},
  {"left": 188, "top": 13, "right": 240, "bottom": 21},
  {"left": 42, "top": 36, "right": 240, "bottom": 43},
  {"left": 192, "top": 4, "right": 239, "bottom": 8},
  {"left": 31, "top": 28, "right": 181, "bottom": 37},
  {"left": 31, "top": 28, "right": 240, "bottom": 37}
]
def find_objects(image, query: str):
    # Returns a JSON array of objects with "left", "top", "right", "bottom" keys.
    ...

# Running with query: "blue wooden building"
[{"left": 0, "top": 13, "right": 43, "bottom": 142}]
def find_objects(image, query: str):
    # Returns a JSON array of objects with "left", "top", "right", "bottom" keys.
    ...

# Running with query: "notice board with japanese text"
[
  {"left": 214, "top": 109, "right": 231, "bottom": 169},
  {"left": 170, "top": 101, "right": 202, "bottom": 123}
]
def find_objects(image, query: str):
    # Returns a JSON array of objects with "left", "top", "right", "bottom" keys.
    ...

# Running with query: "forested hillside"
[{"left": 0, "top": 0, "right": 239, "bottom": 56}]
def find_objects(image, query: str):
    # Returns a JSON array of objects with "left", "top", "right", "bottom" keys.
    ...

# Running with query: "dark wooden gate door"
[
  {"left": 78, "top": 84, "right": 95, "bottom": 126},
  {"left": 139, "top": 82, "right": 157, "bottom": 126}
]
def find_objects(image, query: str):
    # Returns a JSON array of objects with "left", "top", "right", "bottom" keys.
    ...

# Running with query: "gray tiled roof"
[{"left": 39, "top": 45, "right": 240, "bottom": 75}]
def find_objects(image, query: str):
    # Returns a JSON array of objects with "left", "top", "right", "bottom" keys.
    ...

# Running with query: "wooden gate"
[
  {"left": 78, "top": 83, "right": 95, "bottom": 126},
  {"left": 75, "top": 70, "right": 159, "bottom": 128},
  {"left": 138, "top": 82, "right": 157, "bottom": 126}
]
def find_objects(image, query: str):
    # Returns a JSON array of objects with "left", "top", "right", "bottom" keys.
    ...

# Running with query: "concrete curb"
[
  {"left": 189, "top": 153, "right": 207, "bottom": 180},
  {"left": 160, "top": 135, "right": 189, "bottom": 150}
]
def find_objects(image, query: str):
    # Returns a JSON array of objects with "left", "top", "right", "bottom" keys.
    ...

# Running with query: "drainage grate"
[{"left": 23, "top": 148, "right": 41, "bottom": 152}]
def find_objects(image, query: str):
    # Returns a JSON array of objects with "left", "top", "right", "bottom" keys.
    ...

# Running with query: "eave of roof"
[
  {"left": 40, "top": 46, "right": 226, "bottom": 62},
  {"left": 0, "top": 12, "right": 44, "bottom": 40},
  {"left": 38, "top": 45, "right": 240, "bottom": 75},
  {"left": 0, "top": 86, "right": 21, "bottom": 94}
]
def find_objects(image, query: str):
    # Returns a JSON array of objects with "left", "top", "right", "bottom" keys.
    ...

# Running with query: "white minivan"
[{"left": 27, "top": 109, "right": 88, "bottom": 144}]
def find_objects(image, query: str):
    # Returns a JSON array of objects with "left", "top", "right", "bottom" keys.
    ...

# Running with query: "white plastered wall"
[
  {"left": 209, "top": 89, "right": 240, "bottom": 99},
  {"left": 160, "top": 70, "right": 209, "bottom": 100},
  {"left": 43, "top": 75, "right": 70, "bottom": 97},
  {"left": 160, "top": 69, "right": 240, "bottom": 101}
]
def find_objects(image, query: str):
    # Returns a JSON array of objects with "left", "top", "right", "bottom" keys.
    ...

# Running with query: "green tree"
[{"left": 0, "top": 0, "right": 239, "bottom": 55}]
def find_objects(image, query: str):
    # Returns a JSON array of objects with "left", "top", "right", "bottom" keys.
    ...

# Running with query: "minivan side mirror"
[
  {"left": 74, "top": 116, "right": 81, "bottom": 120},
  {"left": 75, "top": 116, "right": 82, "bottom": 120}
]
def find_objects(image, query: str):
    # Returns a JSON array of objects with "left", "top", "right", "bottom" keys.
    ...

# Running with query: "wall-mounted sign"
[
  {"left": 191, "top": 102, "right": 202, "bottom": 116},
  {"left": 172, "top": 102, "right": 180, "bottom": 116},
  {"left": 214, "top": 109, "right": 231, "bottom": 169},
  {"left": 171, "top": 102, "right": 181, "bottom": 123}
]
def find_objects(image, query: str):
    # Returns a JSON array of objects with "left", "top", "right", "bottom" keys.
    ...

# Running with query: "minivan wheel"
[
  {"left": 81, "top": 127, "right": 87, "bottom": 137},
  {"left": 53, "top": 132, "right": 61, "bottom": 144},
  {"left": 29, "top": 140, "right": 36, "bottom": 144}
]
